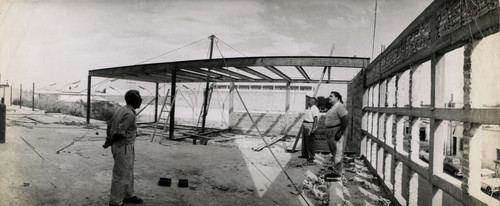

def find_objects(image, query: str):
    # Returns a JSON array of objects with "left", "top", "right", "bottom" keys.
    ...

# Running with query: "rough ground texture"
[{"left": 0, "top": 106, "right": 391, "bottom": 206}]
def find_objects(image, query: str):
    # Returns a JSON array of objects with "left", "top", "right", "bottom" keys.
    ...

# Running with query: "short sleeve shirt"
[
  {"left": 109, "top": 105, "right": 137, "bottom": 145},
  {"left": 325, "top": 102, "right": 348, "bottom": 127},
  {"left": 303, "top": 105, "right": 320, "bottom": 122}
]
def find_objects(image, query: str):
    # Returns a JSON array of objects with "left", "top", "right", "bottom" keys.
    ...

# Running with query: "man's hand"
[
  {"left": 334, "top": 131, "right": 343, "bottom": 141},
  {"left": 309, "top": 129, "right": 316, "bottom": 137},
  {"left": 102, "top": 134, "right": 126, "bottom": 149}
]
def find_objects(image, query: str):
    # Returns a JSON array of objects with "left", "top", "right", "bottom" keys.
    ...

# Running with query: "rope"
[
  {"left": 19, "top": 136, "right": 45, "bottom": 160},
  {"left": 214, "top": 86, "right": 229, "bottom": 127},
  {"left": 215, "top": 37, "right": 247, "bottom": 57},
  {"left": 56, "top": 128, "right": 96, "bottom": 154},
  {"left": 135, "top": 36, "right": 207, "bottom": 65}
]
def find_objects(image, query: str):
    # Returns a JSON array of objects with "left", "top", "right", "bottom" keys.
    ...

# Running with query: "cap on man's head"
[{"left": 125, "top": 90, "right": 141, "bottom": 103}]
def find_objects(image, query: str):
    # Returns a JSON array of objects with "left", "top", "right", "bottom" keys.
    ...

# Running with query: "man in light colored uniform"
[
  {"left": 107, "top": 90, "right": 143, "bottom": 206},
  {"left": 324, "top": 91, "right": 348, "bottom": 174},
  {"left": 299, "top": 97, "right": 320, "bottom": 161}
]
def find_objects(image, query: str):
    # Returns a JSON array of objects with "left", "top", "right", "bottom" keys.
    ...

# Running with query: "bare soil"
[{"left": 0, "top": 106, "right": 391, "bottom": 206}]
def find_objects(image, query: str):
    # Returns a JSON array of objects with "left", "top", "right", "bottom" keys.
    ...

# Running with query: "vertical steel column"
[
  {"left": 86, "top": 76, "right": 91, "bottom": 124},
  {"left": 19, "top": 84, "right": 22, "bottom": 109},
  {"left": 0, "top": 97, "right": 5, "bottom": 143},
  {"left": 169, "top": 69, "right": 177, "bottom": 139},
  {"left": 285, "top": 82, "right": 291, "bottom": 112},
  {"left": 228, "top": 82, "right": 235, "bottom": 128},
  {"left": 155, "top": 82, "right": 159, "bottom": 123},
  {"left": 201, "top": 35, "right": 215, "bottom": 133},
  {"left": 32, "top": 83, "right": 35, "bottom": 111}
]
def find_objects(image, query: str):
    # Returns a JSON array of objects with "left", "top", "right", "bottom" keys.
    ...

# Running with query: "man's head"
[
  {"left": 125, "top": 90, "right": 142, "bottom": 109},
  {"left": 308, "top": 97, "right": 317, "bottom": 107},
  {"left": 328, "top": 91, "right": 342, "bottom": 105}
]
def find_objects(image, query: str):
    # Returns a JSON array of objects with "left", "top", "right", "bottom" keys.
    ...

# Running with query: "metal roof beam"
[
  {"left": 180, "top": 68, "right": 238, "bottom": 81},
  {"left": 264, "top": 66, "right": 292, "bottom": 82},
  {"left": 210, "top": 67, "right": 255, "bottom": 81},
  {"left": 235, "top": 67, "right": 272, "bottom": 80},
  {"left": 295, "top": 66, "right": 311, "bottom": 83}
]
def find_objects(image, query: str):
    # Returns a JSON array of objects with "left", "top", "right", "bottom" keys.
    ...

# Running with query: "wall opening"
[
  {"left": 471, "top": 33, "right": 500, "bottom": 109},
  {"left": 397, "top": 70, "right": 410, "bottom": 108},
  {"left": 411, "top": 61, "right": 431, "bottom": 108},
  {"left": 413, "top": 118, "right": 430, "bottom": 165},
  {"left": 435, "top": 46, "right": 464, "bottom": 108},
  {"left": 387, "top": 76, "right": 396, "bottom": 107},
  {"left": 396, "top": 116, "right": 408, "bottom": 156}
]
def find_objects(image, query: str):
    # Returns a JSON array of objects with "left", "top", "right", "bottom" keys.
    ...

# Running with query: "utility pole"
[
  {"left": 20, "top": 84, "right": 22, "bottom": 109},
  {"left": 32, "top": 83, "right": 35, "bottom": 111},
  {"left": 201, "top": 35, "right": 215, "bottom": 133}
]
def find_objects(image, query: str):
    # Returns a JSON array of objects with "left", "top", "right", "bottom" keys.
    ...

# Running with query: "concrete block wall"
[
  {"left": 346, "top": 70, "right": 364, "bottom": 154},
  {"left": 348, "top": 0, "right": 499, "bottom": 205}
]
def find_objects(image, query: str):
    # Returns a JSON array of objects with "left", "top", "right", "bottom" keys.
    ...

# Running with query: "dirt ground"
[{"left": 0, "top": 106, "right": 392, "bottom": 206}]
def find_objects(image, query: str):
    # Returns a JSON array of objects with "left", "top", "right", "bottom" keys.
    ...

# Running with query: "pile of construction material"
[{"left": 301, "top": 171, "right": 330, "bottom": 205}]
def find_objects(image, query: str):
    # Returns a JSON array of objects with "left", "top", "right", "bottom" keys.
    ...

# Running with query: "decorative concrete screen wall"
[{"left": 347, "top": 0, "right": 499, "bottom": 205}]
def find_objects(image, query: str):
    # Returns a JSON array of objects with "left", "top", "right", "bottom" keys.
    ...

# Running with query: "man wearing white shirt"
[{"left": 299, "top": 97, "right": 320, "bottom": 161}]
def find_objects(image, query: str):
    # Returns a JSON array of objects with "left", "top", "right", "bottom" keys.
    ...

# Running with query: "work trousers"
[
  {"left": 326, "top": 127, "right": 344, "bottom": 171},
  {"left": 110, "top": 143, "right": 135, "bottom": 205},
  {"left": 301, "top": 122, "right": 315, "bottom": 158}
]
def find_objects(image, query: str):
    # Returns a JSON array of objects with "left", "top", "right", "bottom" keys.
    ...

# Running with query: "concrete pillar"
[
  {"left": 408, "top": 171, "right": 419, "bottom": 206},
  {"left": 367, "top": 138, "right": 372, "bottom": 162},
  {"left": 363, "top": 90, "right": 368, "bottom": 108},
  {"left": 377, "top": 146, "right": 384, "bottom": 178},
  {"left": 402, "top": 165, "right": 410, "bottom": 205},
  {"left": 410, "top": 117, "right": 420, "bottom": 161},
  {"left": 430, "top": 119, "right": 444, "bottom": 175},
  {"left": 431, "top": 186, "right": 443, "bottom": 206},
  {"left": 361, "top": 136, "right": 367, "bottom": 157},
  {"left": 396, "top": 116, "right": 406, "bottom": 154},
  {"left": 367, "top": 112, "right": 373, "bottom": 135},
  {"left": 372, "top": 112, "right": 378, "bottom": 136},
  {"left": 384, "top": 152, "right": 393, "bottom": 191},
  {"left": 394, "top": 161, "right": 406, "bottom": 205},
  {"left": 461, "top": 123, "right": 481, "bottom": 195},
  {"left": 371, "top": 142, "right": 377, "bottom": 168},
  {"left": 378, "top": 113, "right": 385, "bottom": 142},
  {"left": 409, "top": 66, "right": 415, "bottom": 108},
  {"left": 362, "top": 112, "right": 368, "bottom": 131},
  {"left": 386, "top": 114, "right": 394, "bottom": 147}
]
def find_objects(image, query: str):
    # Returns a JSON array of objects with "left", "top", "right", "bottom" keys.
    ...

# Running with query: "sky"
[{"left": 0, "top": 0, "right": 432, "bottom": 94}]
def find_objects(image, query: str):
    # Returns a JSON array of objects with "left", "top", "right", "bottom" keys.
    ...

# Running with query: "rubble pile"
[{"left": 301, "top": 171, "right": 330, "bottom": 206}]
